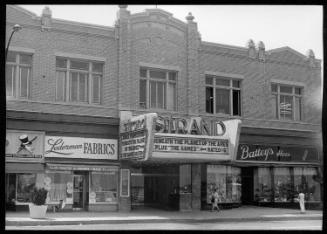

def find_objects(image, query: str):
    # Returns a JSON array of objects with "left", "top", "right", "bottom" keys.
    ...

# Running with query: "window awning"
[{"left": 6, "top": 162, "right": 45, "bottom": 173}]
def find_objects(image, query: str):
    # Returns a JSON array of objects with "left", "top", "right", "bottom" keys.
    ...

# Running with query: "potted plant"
[{"left": 29, "top": 187, "right": 48, "bottom": 219}]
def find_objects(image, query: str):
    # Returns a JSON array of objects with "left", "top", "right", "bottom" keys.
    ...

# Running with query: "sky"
[{"left": 18, "top": 4, "right": 323, "bottom": 60}]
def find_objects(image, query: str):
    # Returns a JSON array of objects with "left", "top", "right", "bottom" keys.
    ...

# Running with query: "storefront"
[
  {"left": 119, "top": 112, "right": 242, "bottom": 211},
  {"left": 44, "top": 135, "right": 119, "bottom": 212},
  {"left": 5, "top": 130, "right": 45, "bottom": 211},
  {"left": 234, "top": 143, "right": 322, "bottom": 209}
]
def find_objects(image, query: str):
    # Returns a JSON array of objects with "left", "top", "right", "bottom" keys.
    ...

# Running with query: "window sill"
[{"left": 203, "top": 112, "right": 243, "bottom": 118}]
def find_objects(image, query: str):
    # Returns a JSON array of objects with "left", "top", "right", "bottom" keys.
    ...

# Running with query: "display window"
[
  {"left": 179, "top": 165, "right": 192, "bottom": 194},
  {"left": 89, "top": 170, "right": 118, "bottom": 203},
  {"left": 16, "top": 173, "right": 44, "bottom": 203},
  {"left": 294, "top": 167, "right": 321, "bottom": 202},
  {"left": 207, "top": 165, "right": 241, "bottom": 203},
  {"left": 273, "top": 168, "right": 292, "bottom": 202},
  {"left": 253, "top": 168, "right": 272, "bottom": 202},
  {"left": 44, "top": 171, "right": 73, "bottom": 204}
]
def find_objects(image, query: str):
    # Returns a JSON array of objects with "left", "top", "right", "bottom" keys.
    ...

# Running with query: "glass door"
[{"left": 73, "top": 174, "right": 85, "bottom": 210}]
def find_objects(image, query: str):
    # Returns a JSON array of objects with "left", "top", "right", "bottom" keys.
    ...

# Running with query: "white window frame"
[
  {"left": 6, "top": 52, "right": 32, "bottom": 99},
  {"left": 139, "top": 67, "right": 177, "bottom": 111},
  {"left": 205, "top": 74, "right": 242, "bottom": 116},
  {"left": 271, "top": 83, "right": 303, "bottom": 121},
  {"left": 55, "top": 57, "right": 103, "bottom": 104}
]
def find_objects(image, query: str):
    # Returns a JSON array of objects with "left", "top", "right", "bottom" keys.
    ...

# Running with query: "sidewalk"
[{"left": 5, "top": 206, "right": 323, "bottom": 227}]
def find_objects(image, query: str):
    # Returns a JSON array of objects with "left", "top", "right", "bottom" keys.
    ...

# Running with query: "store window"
[
  {"left": 253, "top": 168, "right": 272, "bottom": 202},
  {"left": 89, "top": 170, "right": 118, "bottom": 203},
  {"left": 45, "top": 171, "right": 73, "bottom": 204},
  {"left": 16, "top": 173, "right": 44, "bottom": 203},
  {"left": 273, "top": 168, "right": 292, "bottom": 202},
  {"left": 207, "top": 165, "right": 241, "bottom": 204},
  {"left": 271, "top": 83, "right": 303, "bottom": 121},
  {"left": 179, "top": 165, "right": 192, "bottom": 194},
  {"left": 294, "top": 167, "right": 321, "bottom": 202},
  {"left": 6, "top": 52, "right": 32, "bottom": 99},
  {"left": 55, "top": 57, "right": 103, "bottom": 104},
  {"left": 205, "top": 75, "right": 241, "bottom": 116},
  {"left": 139, "top": 67, "right": 177, "bottom": 110}
]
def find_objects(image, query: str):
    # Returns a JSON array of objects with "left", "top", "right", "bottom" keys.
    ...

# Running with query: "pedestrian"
[
  {"left": 298, "top": 192, "right": 306, "bottom": 213},
  {"left": 211, "top": 189, "right": 220, "bottom": 212}
]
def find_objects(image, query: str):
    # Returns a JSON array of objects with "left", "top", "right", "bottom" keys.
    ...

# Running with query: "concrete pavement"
[{"left": 5, "top": 206, "right": 323, "bottom": 227}]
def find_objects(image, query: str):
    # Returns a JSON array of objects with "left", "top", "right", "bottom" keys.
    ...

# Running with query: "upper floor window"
[
  {"left": 271, "top": 83, "right": 303, "bottom": 121},
  {"left": 6, "top": 52, "right": 32, "bottom": 99},
  {"left": 56, "top": 58, "right": 103, "bottom": 104},
  {"left": 205, "top": 75, "right": 241, "bottom": 116},
  {"left": 139, "top": 67, "right": 177, "bottom": 111}
]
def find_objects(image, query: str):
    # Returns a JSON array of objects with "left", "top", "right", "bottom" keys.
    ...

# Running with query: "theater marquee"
[{"left": 119, "top": 113, "right": 241, "bottom": 162}]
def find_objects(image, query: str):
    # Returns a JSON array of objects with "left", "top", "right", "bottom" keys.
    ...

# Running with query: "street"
[{"left": 6, "top": 219, "right": 322, "bottom": 230}]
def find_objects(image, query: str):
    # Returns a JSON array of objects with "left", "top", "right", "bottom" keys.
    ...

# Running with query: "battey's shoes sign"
[
  {"left": 6, "top": 130, "right": 44, "bottom": 162},
  {"left": 44, "top": 136, "right": 118, "bottom": 160}
]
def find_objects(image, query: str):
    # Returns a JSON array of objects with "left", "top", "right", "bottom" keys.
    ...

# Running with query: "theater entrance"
[{"left": 131, "top": 165, "right": 179, "bottom": 210}]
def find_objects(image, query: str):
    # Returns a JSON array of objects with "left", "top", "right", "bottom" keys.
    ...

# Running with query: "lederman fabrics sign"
[{"left": 45, "top": 136, "right": 117, "bottom": 160}]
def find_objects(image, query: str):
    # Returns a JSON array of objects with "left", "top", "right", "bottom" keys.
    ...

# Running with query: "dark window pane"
[
  {"left": 20, "top": 67, "right": 29, "bottom": 98},
  {"left": 56, "top": 71, "right": 66, "bottom": 101},
  {"left": 7, "top": 52, "right": 17, "bottom": 63},
  {"left": 179, "top": 165, "right": 191, "bottom": 193},
  {"left": 149, "top": 70, "right": 166, "bottom": 79},
  {"left": 232, "top": 90, "right": 241, "bottom": 116},
  {"left": 294, "top": 97, "right": 302, "bottom": 121},
  {"left": 206, "top": 87, "right": 213, "bottom": 113},
  {"left": 70, "top": 60, "right": 89, "bottom": 70},
  {"left": 92, "top": 75, "right": 101, "bottom": 103},
  {"left": 169, "top": 72, "right": 176, "bottom": 81},
  {"left": 271, "top": 84, "right": 277, "bottom": 92},
  {"left": 216, "top": 88, "right": 230, "bottom": 114},
  {"left": 295, "top": 87, "right": 302, "bottom": 95},
  {"left": 167, "top": 83, "right": 176, "bottom": 111},
  {"left": 92, "top": 63, "right": 103, "bottom": 73},
  {"left": 20, "top": 54, "right": 32, "bottom": 65},
  {"left": 150, "top": 81, "right": 157, "bottom": 108},
  {"left": 140, "top": 68, "right": 147, "bottom": 78},
  {"left": 6, "top": 65, "right": 15, "bottom": 96},
  {"left": 157, "top": 82, "right": 165, "bottom": 109},
  {"left": 280, "top": 86, "right": 292, "bottom": 93},
  {"left": 232, "top": 80, "right": 240, "bottom": 88},
  {"left": 272, "top": 95, "right": 278, "bottom": 119},
  {"left": 70, "top": 73, "right": 78, "bottom": 101},
  {"left": 56, "top": 58, "right": 67, "bottom": 68},
  {"left": 216, "top": 78, "right": 230, "bottom": 86},
  {"left": 139, "top": 79, "right": 147, "bottom": 108},
  {"left": 205, "top": 76, "right": 213, "bottom": 85},
  {"left": 79, "top": 73, "right": 87, "bottom": 102}
]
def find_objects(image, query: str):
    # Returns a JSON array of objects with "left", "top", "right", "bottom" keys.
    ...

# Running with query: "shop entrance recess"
[
  {"left": 131, "top": 165, "right": 179, "bottom": 210},
  {"left": 73, "top": 171, "right": 88, "bottom": 210},
  {"left": 241, "top": 167, "right": 254, "bottom": 205}
]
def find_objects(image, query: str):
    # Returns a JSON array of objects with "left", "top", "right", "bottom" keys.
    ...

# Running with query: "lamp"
[{"left": 5, "top": 24, "right": 22, "bottom": 61}]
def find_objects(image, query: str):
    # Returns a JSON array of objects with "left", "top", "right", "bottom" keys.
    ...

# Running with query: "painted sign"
[
  {"left": 236, "top": 144, "right": 319, "bottom": 163},
  {"left": 6, "top": 130, "right": 44, "bottom": 162},
  {"left": 45, "top": 136, "right": 117, "bottom": 160},
  {"left": 153, "top": 134, "right": 229, "bottom": 154}
]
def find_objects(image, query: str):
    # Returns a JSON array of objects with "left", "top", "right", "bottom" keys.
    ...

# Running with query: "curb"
[{"left": 5, "top": 215, "right": 322, "bottom": 226}]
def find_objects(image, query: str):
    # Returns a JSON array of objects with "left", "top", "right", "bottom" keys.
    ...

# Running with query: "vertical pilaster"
[{"left": 191, "top": 164, "right": 201, "bottom": 210}]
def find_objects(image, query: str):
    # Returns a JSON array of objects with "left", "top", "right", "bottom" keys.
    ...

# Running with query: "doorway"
[
  {"left": 73, "top": 172, "right": 88, "bottom": 210},
  {"left": 241, "top": 167, "right": 254, "bottom": 205}
]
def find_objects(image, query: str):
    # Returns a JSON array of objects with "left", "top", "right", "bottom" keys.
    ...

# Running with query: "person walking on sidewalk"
[
  {"left": 211, "top": 189, "right": 220, "bottom": 212},
  {"left": 298, "top": 192, "right": 306, "bottom": 213}
]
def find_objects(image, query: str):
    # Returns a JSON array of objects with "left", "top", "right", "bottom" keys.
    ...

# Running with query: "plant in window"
[{"left": 31, "top": 187, "right": 48, "bottom": 205}]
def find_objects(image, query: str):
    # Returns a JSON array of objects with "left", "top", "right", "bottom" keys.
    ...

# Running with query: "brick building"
[{"left": 5, "top": 5, "right": 322, "bottom": 212}]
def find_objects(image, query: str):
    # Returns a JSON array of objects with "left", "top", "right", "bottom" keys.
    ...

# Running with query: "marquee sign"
[
  {"left": 236, "top": 144, "right": 319, "bottom": 163},
  {"left": 45, "top": 136, "right": 118, "bottom": 160},
  {"left": 119, "top": 112, "right": 241, "bottom": 162}
]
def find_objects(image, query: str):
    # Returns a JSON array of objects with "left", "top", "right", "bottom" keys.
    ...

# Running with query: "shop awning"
[
  {"left": 46, "top": 163, "right": 118, "bottom": 172},
  {"left": 6, "top": 162, "right": 45, "bottom": 173}
]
